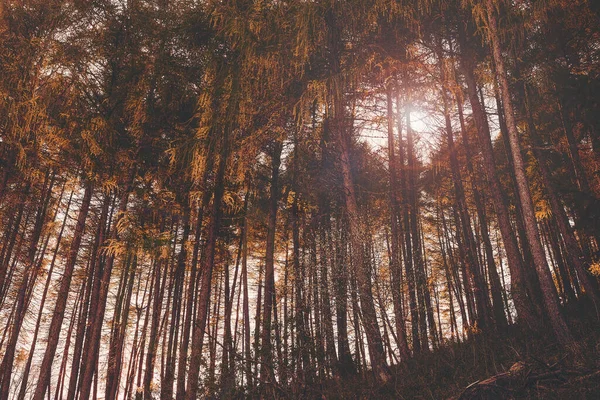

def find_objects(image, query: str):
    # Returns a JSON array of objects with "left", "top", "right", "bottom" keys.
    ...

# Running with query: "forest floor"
[{"left": 300, "top": 301, "right": 600, "bottom": 399}]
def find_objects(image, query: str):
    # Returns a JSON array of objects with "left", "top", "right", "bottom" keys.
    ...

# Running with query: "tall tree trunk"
[
  {"left": 319, "top": 226, "right": 339, "bottom": 376},
  {"left": 241, "top": 190, "right": 253, "bottom": 388},
  {"left": 454, "top": 82, "right": 508, "bottom": 329},
  {"left": 386, "top": 88, "right": 411, "bottom": 361},
  {"left": 458, "top": 26, "right": 539, "bottom": 328},
  {"left": 484, "top": 0, "right": 572, "bottom": 345},
  {"left": 143, "top": 252, "right": 167, "bottom": 400},
  {"left": 161, "top": 202, "right": 191, "bottom": 400},
  {"left": 522, "top": 84, "right": 600, "bottom": 311},
  {"left": 492, "top": 78, "right": 544, "bottom": 313},
  {"left": 420, "top": 221, "right": 439, "bottom": 348},
  {"left": 175, "top": 147, "right": 216, "bottom": 400},
  {"left": 333, "top": 217, "right": 354, "bottom": 377},
  {"left": 66, "top": 193, "right": 111, "bottom": 400},
  {"left": 106, "top": 253, "right": 137, "bottom": 400},
  {"left": 55, "top": 281, "right": 82, "bottom": 400},
  {"left": 441, "top": 209, "right": 468, "bottom": 336},
  {"left": 0, "top": 182, "right": 29, "bottom": 302},
  {"left": 318, "top": 116, "right": 341, "bottom": 376},
  {"left": 543, "top": 220, "right": 574, "bottom": 302},
  {"left": 437, "top": 207, "right": 459, "bottom": 340},
  {"left": 79, "top": 168, "right": 136, "bottom": 400},
  {"left": 437, "top": 43, "right": 493, "bottom": 331},
  {"left": 17, "top": 182, "right": 70, "bottom": 400},
  {"left": 185, "top": 120, "right": 231, "bottom": 400},
  {"left": 406, "top": 107, "right": 430, "bottom": 352},
  {"left": 310, "top": 237, "right": 325, "bottom": 379},
  {"left": 221, "top": 220, "right": 242, "bottom": 393},
  {"left": 260, "top": 141, "right": 283, "bottom": 389},
  {"left": 291, "top": 185, "right": 310, "bottom": 385},
  {"left": 1, "top": 173, "right": 54, "bottom": 400},
  {"left": 33, "top": 182, "right": 92, "bottom": 400},
  {"left": 396, "top": 93, "right": 421, "bottom": 353},
  {"left": 325, "top": 6, "right": 390, "bottom": 383},
  {"left": 438, "top": 40, "right": 494, "bottom": 331}
]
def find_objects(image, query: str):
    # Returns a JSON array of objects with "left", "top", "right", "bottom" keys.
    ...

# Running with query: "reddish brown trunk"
[
  {"left": 523, "top": 84, "right": 600, "bottom": 312},
  {"left": 326, "top": 8, "right": 390, "bottom": 382},
  {"left": 458, "top": 26, "right": 539, "bottom": 328},
  {"left": 437, "top": 43, "right": 492, "bottom": 331},
  {"left": 454, "top": 81, "right": 508, "bottom": 329},
  {"left": 66, "top": 193, "right": 111, "bottom": 400},
  {"left": 386, "top": 88, "right": 411, "bottom": 361},
  {"left": 1, "top": 173, "right": 54, "bottom": 400},
  {"left": 484, "top": 0, "right": 572, "bottom": 345},
  {"left": 396, "top": 93, "right": 421, "bottom": 353},
  {"left": 185, "top": 124, "right": 230, "bottom": 400},
  {"left": 33, "top": 182, "right": 91, "bottom": 400},
  {"left": 260, "top": 141, "right": 282, "bottom": 388},
  {"left": 79, "top": 169, "right": 136, "bottom": 400}
]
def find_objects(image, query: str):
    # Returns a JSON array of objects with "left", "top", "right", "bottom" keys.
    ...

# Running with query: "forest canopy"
[{"left": 0, "top": 0, "right": 599, "bottom": 399}]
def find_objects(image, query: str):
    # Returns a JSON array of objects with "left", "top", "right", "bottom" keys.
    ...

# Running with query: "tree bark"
[
  {"left": 386, "top": 88, "right": 411, "bottom": 361},
  {"left": 1, "top": 173, "right": 54, "bottom": 400},
  {"left": 33, "top": 182, "right": 92, "bottom": 400},
  {"left": 185, "top": 113, "right": 232, "bottom": 400},
  {"left": 522, "top": 83, "right": 600, "bottom": 311},
  {"left": 396, "top": 93, "right": 421, "bottom": 353},
  {"left": 453, "top": 79, "right": 508, "bottom": 329},
  {"left": 484, "top": 0, "right": 572, "bottom": 345},
  {"left": 458, "top": 26, "right": 539, "bottom": 328},
  {"left": 437, "top": 43, "right": 493, "bottom": 331},
  {"left": 260, "top": 141, "right": 283, "bottom": 389},
  {"left": 325, "top": 6, "right": 391, "bottom": 383}
]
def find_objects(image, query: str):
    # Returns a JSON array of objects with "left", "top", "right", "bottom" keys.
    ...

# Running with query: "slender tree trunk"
[
  {"left": 319, "top": 226, "right": 339, "bottom": 376},
  {"left": 406, "top": 107, "right": 430, "bottom": 352},
  {"left": 310, "top": 237, "right": 325, "bottom": 379},
  {"left": 221, "top": 225, "right": 241, "bottom": 392},
  {"left": 396, "top": 93, "right": 420, "bottom": 353},
  {"left": 484, "top": 0, "right": 572, "bottom": 345},
  {"left": 1, "top": 173, "right": 54, "bottom": 400},
  {"left": 325, "top": 6, "right": 390, "bottom": 383},
  {"left": 17, "top": 182, "right": 70, "bottom": 400},
  {"left": 185, "top": 121, "right": 232, "bottom": 400},
  {"left": 437, "top": 43, "right": 493, "bottom": 331},
  {"left": 144, "top": 231, "right": 169, "bottom": 400},
  {"left": 333, "top": 217, "right": 354, "bottom": 377},
  {"left": 556, "top": 98, "right": 592, "bottom": 196},
  {"left": 544, "top": 220, "right": 575, "bottom": 302},
  {"left": 458, "top": 26, "right": 539, "bottom": 328},
  {"left": 420, "top": 222, "right": 439, "bottom": 348},
  {"left": 106, "top": 253, "right": 137, "bottom": 400},
  {"left": 55, "top": 282, "right": 82, "bottom": 400},
  {"left": 522, "top": 84, "right": 600, "bottom": 312},
  {"left": 79, "top": 168, "right": 136, "bottom": 400},
  {"left": 291, "top": 186, "right": 310, "bottom": 386},
  {"left": 386, "top": 88, "right": 411, "bottom": 361},
  {"left": 260, "top": 141, "right": 283, "bottom": 389},
  {"left": 443, "top": 214, "right": 468, "bottom": 336},
  {"left": 437, "top": 208, "right": 458, "bottom": 340},
  {"left": 33, "top": 182, "right": 92, "bottom": 400},
  {"left": 241, "top": 190, "right": 253, "bottom": 389},
  {"left": 66, "top": 193, "right": 110, "bottom": 400},
  {"left": 318, "top": 116, "right": 341, "bottom": 377},
  {"left": 454, "top": 81, "right": 508, "bottom": 329},
  {"left": 492, "top": 78, "right": 545, "bottom": 313},
  {"left": 0, "top": 182, "right": 29, "bottom": 302},
  {"left": 175, "top": 147, "right": 216, "bottom": 400},
  {"left": 160, "top": 202, "right": 190, "bottom": 400}
]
